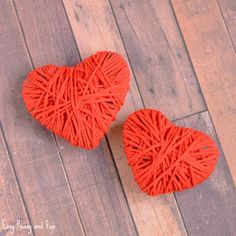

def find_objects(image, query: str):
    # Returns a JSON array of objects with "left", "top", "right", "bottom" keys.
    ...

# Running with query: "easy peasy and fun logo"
[{"left": 0, "top": 219, "right": 56, "bottom": 234}]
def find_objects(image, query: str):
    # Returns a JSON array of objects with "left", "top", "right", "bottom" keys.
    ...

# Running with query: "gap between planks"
[
  {"left": 171, "top": 0, "right": 236, "bottom": 185},
  {"left": 12, "top": 0, "right": 138, "bottom": 234},
  {"left": 0, "top": 121, "right": 35, "bottom": 236},
  {"left": 11, "top": 1, "right": 86, "bottom": 233}
]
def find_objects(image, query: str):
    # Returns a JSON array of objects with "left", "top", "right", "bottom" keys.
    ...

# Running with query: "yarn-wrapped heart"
[
  {"left": 22, "top": 51, "right": 130, "bottom": 149},
  {"left": 123, "top": 109, "right": 219, "bottom": 196}
]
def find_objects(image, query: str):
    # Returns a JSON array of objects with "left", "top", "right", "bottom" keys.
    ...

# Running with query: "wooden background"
[{"left": 0, "top": 0, "right": 235, "bottom": 235}]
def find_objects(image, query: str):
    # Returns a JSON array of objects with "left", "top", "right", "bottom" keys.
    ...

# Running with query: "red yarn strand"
[
  {"left": 123, "top": 109, "right": 219, "bottom": 196},
  {"left": 23, "top": 51, "right": 130, "bottom": 149}
]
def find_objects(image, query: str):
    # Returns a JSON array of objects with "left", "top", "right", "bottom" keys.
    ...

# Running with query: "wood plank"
[
  {"left": 14, "top": 0, "right": 137, "bottom": 235},
  {"left": 57, "top": 139, "right": 137, "bottom": 235},
  {"left": 0, "top": 1, "right": 85, "bottom": 235},
  {"left": 217, "top": 0, "right": 236, "bottom": 48},
  {"left": 110, "top": 0, "right": 205, "bottom": 120},
  {"left": 175, "top": 111, "right": 236, "bottom": 236},
  {"left": 63, "top": 0, "right": 188, "bottom": 235},
  {"left": 0, "top": 123, "right": 31, "bottom": 235},
  {"left": 171, "top": 0, "right": 236, "bottom": 184},
  {"left": 14, "top": 0, "right": 79, "bottom": 67}
]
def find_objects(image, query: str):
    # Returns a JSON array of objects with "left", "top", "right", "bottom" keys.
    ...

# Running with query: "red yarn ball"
[
  {"left": 123, "top": 109, "right": 219, "bottom": 196},
  {"left": 22, "top": 51, "right": 130, "bottom": 149}
]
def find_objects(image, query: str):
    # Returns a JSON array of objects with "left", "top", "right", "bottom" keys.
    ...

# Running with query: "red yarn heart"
[
  {"left": 123, "top": 109, "right": 219, "bottom": 196},
  {"left": 22, "top": 51, "right": 130, "bottom": 149}
]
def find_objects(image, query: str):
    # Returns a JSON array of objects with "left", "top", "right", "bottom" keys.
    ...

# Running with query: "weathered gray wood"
[
  {"left": 14, "top": 0, "right": 80, "bottom": 67},
  {"left": 175, "top": 111, "right": 236, "bottom": 236},
  {"left": 0, "top": 1, "right": 84, "bottom": 235},
  {"left": 57, "top": 139, "right": 137, "bottom": 235},
  {"left": 110, "top": 0, "right": 205, "bottom": 120},
  {"left": 2, "top": 0, "right": 234, "bottom": 235},
  {"left": 14, "top": 0, "right": 137, "bottom": 235},
  {"left": 0, "top": 124, "right": 31, "bottom": 235}
]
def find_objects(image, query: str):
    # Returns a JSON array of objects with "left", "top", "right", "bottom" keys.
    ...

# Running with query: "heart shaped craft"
[
  {"left": 123, "top": 109, "right": 219, "bottom": 196},
  {"left": 22, "top": 51, "right": 130, "bottom": 149}
]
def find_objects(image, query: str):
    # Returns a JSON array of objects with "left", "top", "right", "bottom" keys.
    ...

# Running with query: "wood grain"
[
  {"left": 0, "top": 1, "right": 84, "bottom": 235},
  {"left": 63, "top": 0, "right": 189, "bottom": 235},
  {"left": 14, "top": 0, "right": 137, "bottom": 235},
  {"left": 171, "top": 0, "right": 236, "bottom": 184},
  {"left": 175, "top": 111, "right": 236, "bottom": 236},
  {"left": 1, "top": 0, "right": 234, "bottom": 235},
  {"left": 0, "top": 123, "right": 31, "bottom": 235},
  {"left": 14, "top": 0, "right": 79, "bottom": 67},
  {"left": 217, "top": 0, "right": 236, "bottom": 48},
  {"left": 110, "top": 0, "right": 205, "bottom": 120}
]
